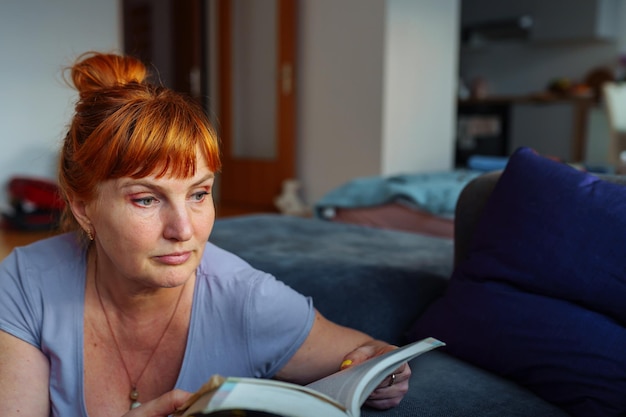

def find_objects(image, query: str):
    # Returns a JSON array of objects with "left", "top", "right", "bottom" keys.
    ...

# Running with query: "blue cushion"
[{"left": 409, "top": 147, "right": 626, "bottom": 417}]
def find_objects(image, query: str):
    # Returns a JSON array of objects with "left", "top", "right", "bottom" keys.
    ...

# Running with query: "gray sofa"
[
  {"left": 211, "top": 141, "right": 626, "bottom": 417},
  {"left": 209, "top": 170, "right": 573, "bottom": 417}
]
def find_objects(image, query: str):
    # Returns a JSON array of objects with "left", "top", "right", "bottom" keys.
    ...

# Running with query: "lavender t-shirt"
[{"left": 0, "top": 233, "right": 315, "bottom": 417}]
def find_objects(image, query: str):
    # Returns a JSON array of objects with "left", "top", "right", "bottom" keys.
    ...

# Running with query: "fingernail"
[{"left": 340, "top": 359, "right": 352, "bottom": 369}]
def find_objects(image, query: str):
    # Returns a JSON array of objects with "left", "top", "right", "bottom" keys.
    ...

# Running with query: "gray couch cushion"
[
  {"left": 362, "top": 351, "right": 569, "bottom": 417},
  {"left": 210, "top": 214, "right": 453, "bottom": 345}
]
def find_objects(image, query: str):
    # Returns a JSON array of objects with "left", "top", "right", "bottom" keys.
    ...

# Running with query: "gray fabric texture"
[
  {"left": 211, "top": 214, "right": 453, "bottom": 346},
  {"left": 362, "top": 351, "right": 568, "bottom": 417}
]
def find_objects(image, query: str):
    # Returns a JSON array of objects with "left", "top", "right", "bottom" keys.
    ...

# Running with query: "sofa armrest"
[{"left": 453, "top": 171, "right": 501, "bottom": 267}]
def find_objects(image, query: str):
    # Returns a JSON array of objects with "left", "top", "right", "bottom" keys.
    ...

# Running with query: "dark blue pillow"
[{"left": 409, "top": 147, "right": 626, "bottom": 417}]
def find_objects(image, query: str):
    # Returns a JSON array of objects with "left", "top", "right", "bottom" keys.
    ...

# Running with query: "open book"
[{"left": 176, "top": 337, "right": 444, "bottom": 417}]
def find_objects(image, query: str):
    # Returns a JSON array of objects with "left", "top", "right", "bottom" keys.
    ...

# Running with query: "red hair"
[{"left": 58, "top": 52, "right": 221, "bottom": 231}]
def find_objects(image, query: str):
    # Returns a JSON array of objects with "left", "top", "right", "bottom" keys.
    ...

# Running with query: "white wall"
[
  {"left": 0, "top": 0, "right": 121, "bottom": 208},
  {"left": 297, "top": 0, "right": 387, "bottom": 204},
  {"left": 298, "top": 0, "right": 459, "bottom": 204},
  {"left": 381, "top": 0, "right": 459, "bottom": 175}
]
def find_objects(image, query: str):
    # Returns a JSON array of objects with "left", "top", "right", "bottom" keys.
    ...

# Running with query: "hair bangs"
[{"left": 109, "top": 100, "right": 220, "bottom": 180}]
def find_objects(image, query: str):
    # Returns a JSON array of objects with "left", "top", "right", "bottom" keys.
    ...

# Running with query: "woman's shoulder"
[
  {"left": 200, "top": 241, "right": 255, "bottom": 273},
  {"left": 197, "top": 242, "right": 275, "bottom": 288}
]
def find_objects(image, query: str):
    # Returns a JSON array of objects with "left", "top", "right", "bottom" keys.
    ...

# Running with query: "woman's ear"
[{"left": 68, "top": 196, "right": 93, "bottom": 236}]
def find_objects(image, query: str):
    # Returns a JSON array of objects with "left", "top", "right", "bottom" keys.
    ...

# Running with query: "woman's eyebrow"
[
  {"left": 118, "top": 179, "right": 160, "bottom": 191},
  {"left": 119, "top": 173, "right": 215, "bottom": 191},
  {"left": 192, "top": 173, "right": 215, "bottom": 187}
]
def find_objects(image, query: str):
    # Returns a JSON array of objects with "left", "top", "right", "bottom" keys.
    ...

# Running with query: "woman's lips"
[{"left": 155, "top": 251, "right": 192, "bottom": 265}]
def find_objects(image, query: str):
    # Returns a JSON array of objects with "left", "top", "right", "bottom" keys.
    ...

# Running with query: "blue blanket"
[{"left": 315, "top": 170, "right": 483, "bottom": 218}]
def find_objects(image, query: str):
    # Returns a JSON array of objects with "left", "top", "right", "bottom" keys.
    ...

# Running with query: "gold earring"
[{"left": 86, "top": 228, "right": 94, "bottom": 241}]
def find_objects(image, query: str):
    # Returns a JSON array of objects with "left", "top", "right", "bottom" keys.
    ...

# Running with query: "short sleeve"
[
  {"left": 0, "top": 250, "right": 43, "bottom": 348},
  {"left": 243, "top": 272, "right": 315, "bottom": 378}
]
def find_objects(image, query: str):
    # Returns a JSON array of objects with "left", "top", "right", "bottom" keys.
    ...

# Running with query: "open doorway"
[{"left": 123, "top": 0, "right": 206, "bottom": 100}]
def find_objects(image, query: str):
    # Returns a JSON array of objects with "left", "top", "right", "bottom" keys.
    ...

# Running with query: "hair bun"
[{"left": 70, "top": 51, "right": 147, "bottom": 95}]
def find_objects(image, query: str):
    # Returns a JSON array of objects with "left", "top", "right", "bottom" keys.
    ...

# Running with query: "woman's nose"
[{"left": 163, "top": 205, "right": 193, "bottom": 241}]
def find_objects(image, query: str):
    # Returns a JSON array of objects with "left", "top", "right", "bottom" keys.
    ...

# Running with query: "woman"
[{"left": 0, "top": 52, "right": 410, "bottom": 417}]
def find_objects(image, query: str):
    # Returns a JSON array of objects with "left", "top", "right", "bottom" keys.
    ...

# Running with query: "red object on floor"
[{"left": 7, "top": 177, "right": 65, "bottom": 210}]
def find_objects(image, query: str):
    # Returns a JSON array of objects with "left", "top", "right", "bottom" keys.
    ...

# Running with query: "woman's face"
[{"left": 85, "top": 153, "right": 216, "bottom": 290}]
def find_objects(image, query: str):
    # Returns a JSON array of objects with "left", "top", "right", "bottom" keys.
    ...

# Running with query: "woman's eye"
[
  {"left": 192, "top": 191, "right": 210, "bottom": 202},
  {"left": 132, "top": 197, "right": 156, "bottom": 207}
]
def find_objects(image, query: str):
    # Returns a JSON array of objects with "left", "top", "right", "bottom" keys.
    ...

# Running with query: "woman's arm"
[
  {"left": 275, "top": 309, "right": 373, "bottom": 384},
  {"left": 275, "top": 309, "right": 411, "bottom": 410},
  {"left": 0, "top": 331, "right": 50, "bottom": 416}
]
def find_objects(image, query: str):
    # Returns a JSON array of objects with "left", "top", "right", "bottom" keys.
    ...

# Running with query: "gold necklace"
[{"left": 93, "top": 254, "right": 185, "bottom": 410}]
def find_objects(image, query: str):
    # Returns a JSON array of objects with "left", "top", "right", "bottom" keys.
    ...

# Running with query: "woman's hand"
[
  {"left": 122, "top": 389, "right": 192, "bottom": 417},
  {"left": 340, "top": 340, "right": 411, "bottom": 410}
]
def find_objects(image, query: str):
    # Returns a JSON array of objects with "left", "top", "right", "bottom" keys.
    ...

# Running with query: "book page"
[
  {"left": 306, "top": 337, "right": 444, "bottom": 416},
  {"left": 181, "top": 377, "right": 348, "bottom": 417}
]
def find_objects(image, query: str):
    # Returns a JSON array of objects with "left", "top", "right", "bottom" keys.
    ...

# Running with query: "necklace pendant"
[{"left": 130, "top": 388, "right": 141, "bottom": 409}]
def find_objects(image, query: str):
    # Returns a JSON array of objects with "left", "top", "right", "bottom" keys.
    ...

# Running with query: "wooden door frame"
[{"left": 216, "top": 0, "right": 297, "bottom": 215}]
